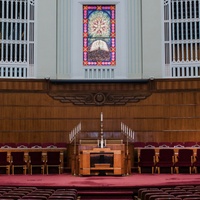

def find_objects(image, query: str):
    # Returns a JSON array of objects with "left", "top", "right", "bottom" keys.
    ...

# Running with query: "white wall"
[
  {"left": 35, "top": 0, "right": 57, "bottom": 79},
  {"left": 141, "top": 0, "right": 164, "bottom": 79},
  {"left": 35, "top": 0, "right": 164, "bottom": 79}
]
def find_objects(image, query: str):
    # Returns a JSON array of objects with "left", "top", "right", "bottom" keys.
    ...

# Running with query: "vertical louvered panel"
[
  {"left": 0, "top": 0, "right": 34, "bottom": 78},
  {"left": 164, "top": 0, "right": 200, "bottom": 78}
]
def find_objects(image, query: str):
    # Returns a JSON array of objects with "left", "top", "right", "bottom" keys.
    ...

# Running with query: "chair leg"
[
  {"left": 157, "top": 167, "right": 160, "bottom": 174},
  {"left": 42, "top": 166, "right": 44, "bottom": 175},
  {"left": 46, "top": 166, "right": 48, "bottom": 174},
  {"left": 12, "top": 166, "right": 14, "bottom": 175},
  {"left": 170, "top": 167, "right": 173, "bottom": 174},
  {"left": 151, "top": 167, "right": 154, "bottom": 174},
  {"left": 23, "top": 166, "right": 27, "bottom": 175},
  {"left": 138, "top": 167, "right": 141, "bottom": 173},
  {"left": 6, "top": 166, "right": 10, "bottom": 175}
]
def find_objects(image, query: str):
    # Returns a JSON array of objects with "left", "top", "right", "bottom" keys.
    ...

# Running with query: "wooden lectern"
[{"left": 79, "top": 141, "right": 125, "bottom": 176}]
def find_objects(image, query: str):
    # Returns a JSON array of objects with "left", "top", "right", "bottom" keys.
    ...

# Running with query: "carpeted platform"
[
  {"left": 1, "top": 173, "right": 200, "bottom": 199},
  {"left": 0, "top": 173, "right": 200, "bottom": 188}
]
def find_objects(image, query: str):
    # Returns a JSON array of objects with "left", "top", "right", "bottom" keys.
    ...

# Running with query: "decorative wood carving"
[
  {"left": 47, "top": 79, "right": 153, "bottom": 106},
  {"left": 48, "top": 91, "right": 152, "bottom": 105}
]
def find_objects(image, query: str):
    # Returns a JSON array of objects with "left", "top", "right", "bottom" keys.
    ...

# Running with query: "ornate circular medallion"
[{"left": 94, "top": 93, "right": 106, "bottom": 105}]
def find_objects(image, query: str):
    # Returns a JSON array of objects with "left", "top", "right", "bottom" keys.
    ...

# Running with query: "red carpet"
[
  {"left": 0, "top": 173, "right": 200, "bottom": 188},
  {"left": 1, "top": 173, "right": 200, "bottom": 199}
]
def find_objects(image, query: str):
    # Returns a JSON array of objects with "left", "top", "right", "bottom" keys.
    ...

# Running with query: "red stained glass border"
[{"left": 83, "top": 5, "right": 116, "bottom": 66}]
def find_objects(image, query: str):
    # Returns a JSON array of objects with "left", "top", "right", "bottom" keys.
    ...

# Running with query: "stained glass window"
[{"left": 83, "top": 5, "right": 116, "bottom": 66}]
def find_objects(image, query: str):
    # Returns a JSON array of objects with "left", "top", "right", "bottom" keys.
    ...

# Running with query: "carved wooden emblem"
[
  {"left": 47, "top": 80, "right": 153, "bottom": 106},
  {"left": 48, "top": 91, "right": 152, "bottom": 106}
]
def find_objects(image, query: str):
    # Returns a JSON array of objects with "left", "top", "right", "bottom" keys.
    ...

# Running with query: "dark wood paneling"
[{"left": 0, "top": 78, "right": 199, "bottom": 144}]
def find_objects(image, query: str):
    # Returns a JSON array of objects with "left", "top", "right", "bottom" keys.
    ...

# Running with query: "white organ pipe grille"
[
  {"left": 0, "top": 0, "right": 35, "bottom": 78},
  {"left": 164, "top": 0, "right": 200, "bottom": 78}
]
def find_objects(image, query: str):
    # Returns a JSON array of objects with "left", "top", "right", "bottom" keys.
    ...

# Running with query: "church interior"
[{"left": 1, "top": 0, "right": 200, "bottom": 199}]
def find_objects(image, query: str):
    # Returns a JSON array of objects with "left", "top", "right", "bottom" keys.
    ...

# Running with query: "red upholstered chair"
[
  {"left": 22, "top": 192, "right": 50, "bottom": 198},
  {"left": 140, "top": 189, "right": 161, "bottom": 200},
  {"left": 29, "top": 143, "right": 42, "bottom": 148},
  {"left": 145, "top": 142, "right": 159, "bottom": 147},
  {"left": 42, "top": 143, "right": 56, "bottom": 148},
  {"left": 5, "top": 191, "right": 29, "bottom": 197},
  {"left": 193, "top": 148, "right": 200, "bottom": 173},
  {"left": 54, "top": 143, "right": 67, "bottom": 148},
  {"left": 0, "top": 152, "right": 11, "bottom": 174},
  {"left": 137, "top": 188, "right": 151, "bottom": 199},
  {"left": 0, "top": 195, "right": 21, "bottom": 199},
  {"left": 156, "top": 148, "right": 175, "bottom": 174},
  {"left": 162, "top": 189, "right": 186, "bottom": 195},
  {"left": 158, "top": 142, "right": 172, "bottom": 147},
  {"left": 20, "top": 196, "right": 48, "bottom": 199},
  {"left": 176, "top": 194, "right": 200, "bottom": 199},
  {"left": 169, "top": 191, "right": 192, "bottom": 196},
  {"left": 196, "top": 142, "right": 200, "bottom": 146},
  {"left": 144, "top": 192, "right": 168, "bottom": 200},
  {"left": 16, "top": 143, "right": 29, "bottom": 148},
  {"left": 29, "top": 152, "right": 45, "bottom": 175},
  {"left": 27, "top": 189, "right": 54, "bottom": 198},
  {"left": 184, "top": 141, "right": 197, "bottom": 147},
  {"left": 2, "top": 143, "right": 17, "bottom": 148},
  {"left": 174, "top": 149, "right": 194, "bottom": 174},
  {"left": 10, "top": 152, "right": 28, "bottom": 175},
  {"left": 48, "top": 195, "right": 76, "bottom": 199},
  {"left": 175, "top": 185, "right": 195, "bottom": 190},
  {"left": 52, "top": 192, "right": 77, "bottom": 200},
  {"left": 0, "top": 143, "right": 4, "bottom": 148},
  {"left": 149, "top": 194, "right": 175, "bottom": 200},
  {"left": 171, "top": 142, "right": 184, "bottom": 148},
  {"left": 138, "top": 148, "right": 156, "bottom": 174},
  {"left": 54, "top": 189, "right": 77, "bottom": 199},
  {"left": 46, "top": 152, "right": 61, "bottom": 174},
  {"left": 133, "top": 142, "right": 146, "bottom": 148}
]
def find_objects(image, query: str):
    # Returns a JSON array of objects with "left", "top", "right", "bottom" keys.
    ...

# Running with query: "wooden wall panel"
[
  {"left": 0, "top": 79, "right": 200, "bottom": 145},
  {"left": 155, "top": 79, "right": 200, "bottom": 90},
  {"left": 195, "top": 106, "right": 200, "bottom": 117},
  {"left": 167, "top": 105, "right": 196, "bottom": 118},
  {"left": 166, "top": 119, "right": 196, "bottom": 130},
  {"left": 167, "top": 93, "right": 196, "bottom": 105}
]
